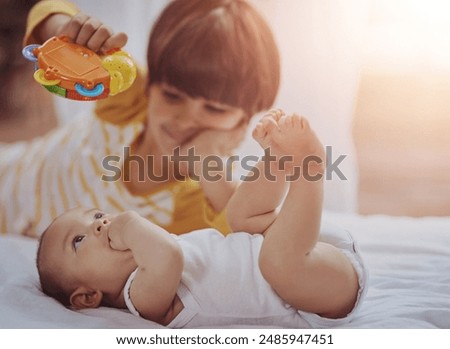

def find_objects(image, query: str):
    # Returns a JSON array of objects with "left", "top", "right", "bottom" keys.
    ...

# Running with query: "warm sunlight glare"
[
  {"left": 410, "top": 0, "right": 450, "bottom": 24},
  {"left": 366, "top": 0, "right": 450, "bottom": 74},
  {"left": 355, "top": 0, "right": 450, "bottom": 216}
]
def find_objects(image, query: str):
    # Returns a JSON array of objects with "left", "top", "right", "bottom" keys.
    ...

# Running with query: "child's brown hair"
[{"left": 147, "top": 0, "right": 280, "bottom": 117}]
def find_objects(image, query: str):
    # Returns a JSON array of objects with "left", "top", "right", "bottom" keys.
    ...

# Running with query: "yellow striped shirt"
[{"left": 0, "top": 115, "right": 229, "bottom": 237}]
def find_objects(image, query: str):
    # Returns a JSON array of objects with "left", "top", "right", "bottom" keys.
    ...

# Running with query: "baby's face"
[{"left": 40, "top": 208, "right": 136, "bottom": 294}]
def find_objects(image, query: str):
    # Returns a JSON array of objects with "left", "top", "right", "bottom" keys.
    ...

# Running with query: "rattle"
[{"left": 22, "top": 36, "right": 137, "bottom": 101}]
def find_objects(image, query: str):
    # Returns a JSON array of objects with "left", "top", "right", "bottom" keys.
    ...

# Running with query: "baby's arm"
[
  {"left": 227, "top": 111, "right": 289, "bottom": 234},
  {"left": 108, "top": 212, "right": 183, "bottom": 324}
]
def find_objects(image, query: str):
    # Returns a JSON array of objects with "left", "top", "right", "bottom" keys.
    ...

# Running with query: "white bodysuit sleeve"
[{"left": 123, "top": 268, "right": 141, "bottom": 317}]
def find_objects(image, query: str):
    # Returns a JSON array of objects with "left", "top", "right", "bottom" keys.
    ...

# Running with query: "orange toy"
[{"left": 23, "top": 36, "right": 136, "bottom": 101}]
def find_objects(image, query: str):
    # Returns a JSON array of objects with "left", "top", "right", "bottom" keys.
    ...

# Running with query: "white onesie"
[{"left": 123, "top": 220, "right": 368, "bottom": 328}]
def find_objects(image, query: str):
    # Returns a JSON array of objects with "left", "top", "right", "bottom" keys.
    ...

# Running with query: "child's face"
[
  {"left": 40, "top": 208, "right": 136, "bottom": 294},
  {"left": 146, "top": 83, "right": 247, "bottom": 153}
]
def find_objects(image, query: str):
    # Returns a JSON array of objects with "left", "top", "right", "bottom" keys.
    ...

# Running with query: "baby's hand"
[
  {"left": 43, "top": 12, "right": 128, "bottom": 54},
  {"left": 108, "top": 211, "right": 141, "bottom": 251}
]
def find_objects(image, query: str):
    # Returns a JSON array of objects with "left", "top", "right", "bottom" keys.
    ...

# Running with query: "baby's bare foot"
[
  {"left": 274, "top": 114, "right": 323, "bottom": 156},
  {"left": 252, "top": 109, "right": 284, "bottom": 149},
  {"left": 253, "top": 111, "right": 325, "bottom": 175}
]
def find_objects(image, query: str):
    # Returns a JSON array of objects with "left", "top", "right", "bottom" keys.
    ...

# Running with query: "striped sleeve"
[{"left": 24, "top": 0, "right": 79, "bottom": 45}]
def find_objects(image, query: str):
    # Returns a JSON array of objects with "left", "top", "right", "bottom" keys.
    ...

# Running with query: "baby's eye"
[
  {"left": 72, "top": 235, "right": 85, "bottom": 250},
  {"left": 94, "top": 212, "right": 104, "bottom": 219}
]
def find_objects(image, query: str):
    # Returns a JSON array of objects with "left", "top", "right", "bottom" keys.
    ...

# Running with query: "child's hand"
[
  {"left": 40, "top": 12, "right": 128, "bottom": 54},
  {"left": 108, "top": 211, "right": 141, "bottom": 251},
  {"left": 183, "top": 119, "right": 247, "bottom": 159},
  {"left": 176, "top": 121, "right": 246, "bottom": 177}
]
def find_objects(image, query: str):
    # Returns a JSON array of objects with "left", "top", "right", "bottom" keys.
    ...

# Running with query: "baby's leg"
[
  {"left": 226, "top": 110, "right": 290, "bottom": 234},
  {"left": 258, "top": 114, "right": 359, "bottom": 319}
]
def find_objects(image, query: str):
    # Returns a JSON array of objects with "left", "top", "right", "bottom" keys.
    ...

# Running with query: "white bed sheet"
[{"left": 1, "top": 212, "right": 449, "bottom": 329}]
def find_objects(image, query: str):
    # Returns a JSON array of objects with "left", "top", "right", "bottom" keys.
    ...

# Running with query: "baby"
[{"left": 36, "top": 112, "right": 366, "bottom": 328}]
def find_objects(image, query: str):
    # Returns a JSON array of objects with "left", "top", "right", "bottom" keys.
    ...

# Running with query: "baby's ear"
[{"left": 70, "top": 287, "right": 103, "bottom": 309}]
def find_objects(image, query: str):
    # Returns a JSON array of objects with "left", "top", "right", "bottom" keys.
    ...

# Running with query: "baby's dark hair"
[
  {"left": 36, "top": 224, "right": 71, "bottom": 307},
  {"left": 147, "top": 0, "right": 280, "bottom": 117}
]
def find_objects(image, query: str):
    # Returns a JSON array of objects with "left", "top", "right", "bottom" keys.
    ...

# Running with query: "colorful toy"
[{"left": 22, "top": 36, "right": 137, "bottom": 101}]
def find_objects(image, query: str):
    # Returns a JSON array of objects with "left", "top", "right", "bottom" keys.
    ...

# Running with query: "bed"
[{"left": 1, "top": 211, "right": 449, "bottom": 329}]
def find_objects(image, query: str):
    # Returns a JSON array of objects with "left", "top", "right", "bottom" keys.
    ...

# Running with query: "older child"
[
  {"left": 0, "top": 0, "right": 279, "bottom": 236},
  {"left": 36, "top": 113, "right": 366, "bottom": 328}
]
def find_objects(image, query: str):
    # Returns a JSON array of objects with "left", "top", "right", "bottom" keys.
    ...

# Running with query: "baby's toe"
[
  {"left": 280, "top": 114, "right": 309, "bottom": 132},
  {"left": 252, "top": 123, "right": 265, "bottom": 140},
  {"left": 267, "top": 108, "right": 285, "bottom": 122},
  {"left": 292, "top": 114, "right": 309, "bottom": 130},
  {"left": 252, "top": 123, "right": 270, "bottom": 148},
  {"left": 262, "top": 116, "right": 279, "bottom": 134}
]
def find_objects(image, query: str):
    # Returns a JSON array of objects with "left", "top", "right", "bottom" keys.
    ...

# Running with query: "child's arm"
[
  {"left": 176, "top": 120, "right": 247, "bottom": 214},
  {"left": 26, "top": 1, "right": 127, "bottom": 54},
  {"left": 26, "top": 1, "right": 143, "bottom": 125},
  {"left": 108, "top": 212, "right": 183, "bottom": 324}
]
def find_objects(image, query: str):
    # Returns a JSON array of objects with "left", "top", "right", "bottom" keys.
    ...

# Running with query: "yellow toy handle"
[{"left": 101, "top": 51, "right": 137, "bottom": 96}]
